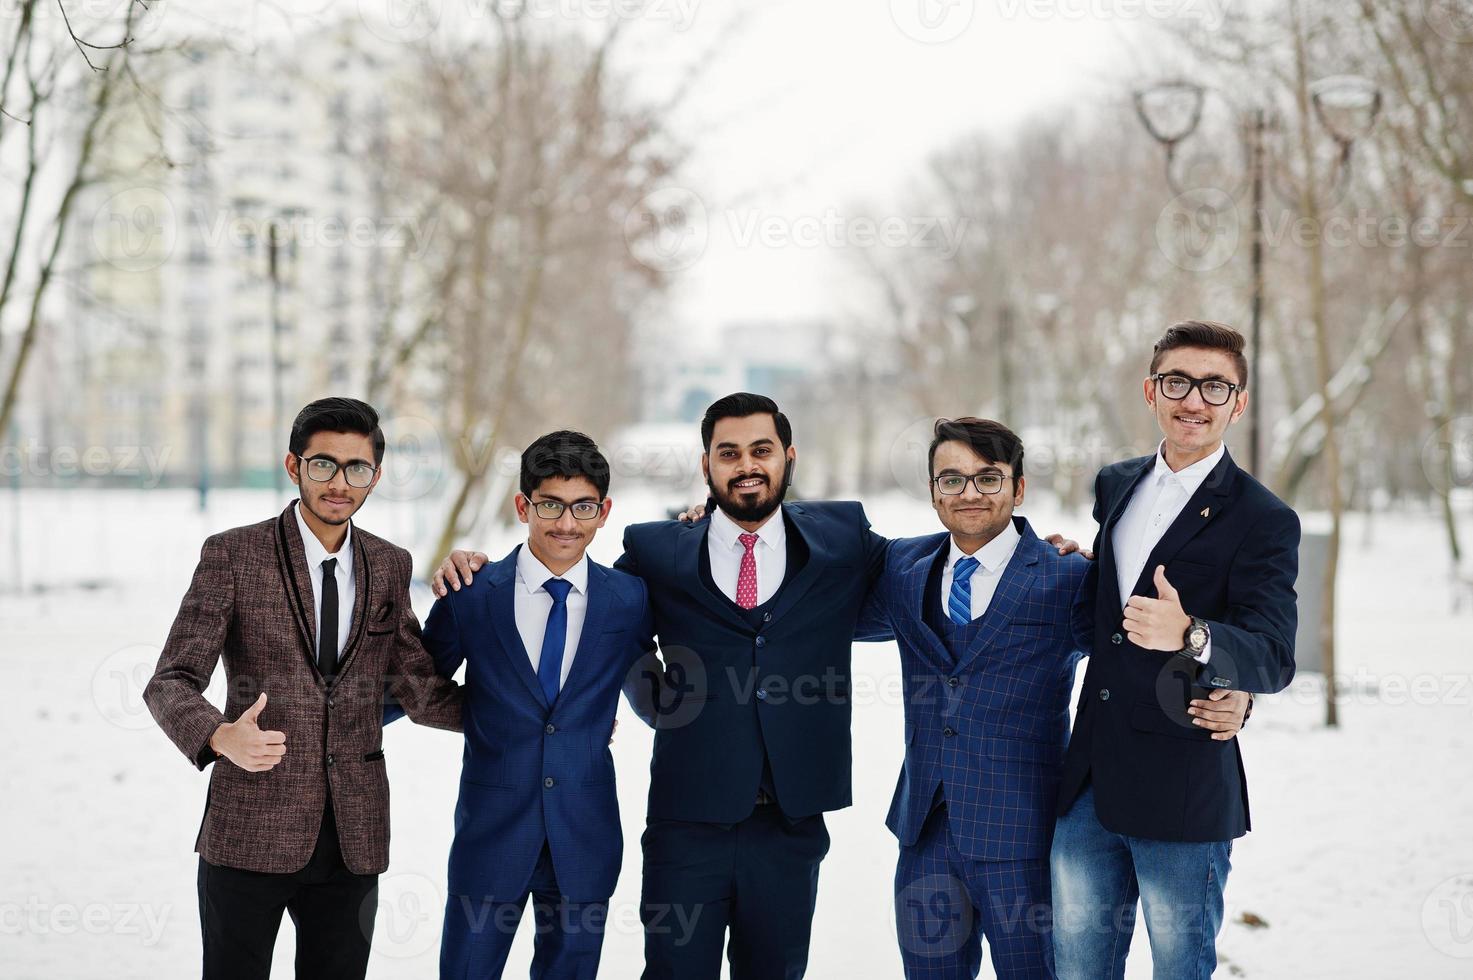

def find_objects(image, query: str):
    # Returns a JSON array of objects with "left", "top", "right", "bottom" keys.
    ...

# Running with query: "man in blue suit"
[
  {"left": 437, "top": 394, "right": 894, "bottom": 978},
  {"left": 388, "top": 430, "right": 652, "bottom": 979},
  {"left": 1052, "top": 321, "right": 1300, "bottom": 979},
  {"left": 857, "top": 418, "right": 1249, "bottom": 980}
]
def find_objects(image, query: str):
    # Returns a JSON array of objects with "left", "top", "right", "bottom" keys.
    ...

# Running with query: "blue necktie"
[
  {"left": 538, "top": 578, "right": 573, "bottom": 705},
  {"left": 949, "top": 556, "right": 980, "bottom": 625}
]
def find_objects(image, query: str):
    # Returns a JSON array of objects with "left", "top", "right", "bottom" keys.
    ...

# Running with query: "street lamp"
[{"left": 1134, "top": 75, "right": 1381, "bottom": 476}]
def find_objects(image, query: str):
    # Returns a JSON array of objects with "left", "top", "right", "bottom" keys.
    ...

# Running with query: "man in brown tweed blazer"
[{"left": 145, "top": 397, "right": 463, "bottom": 980}]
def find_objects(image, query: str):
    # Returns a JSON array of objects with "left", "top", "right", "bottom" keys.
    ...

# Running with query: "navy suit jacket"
[
  {"left": 386, "top": 546, "right": 652, "bottom": 903},
  {"left": 858, "top": 518, "right": 1087, "bottom": 862},
  {"left": 618, "top": 500, "right": 890, "bottom": 824},
  {"left": 1059, "top": 448, "right": 1299, "bottom": 842}
]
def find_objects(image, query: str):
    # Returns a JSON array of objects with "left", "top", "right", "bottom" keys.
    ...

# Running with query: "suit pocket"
[
  {"left": 1130, "top": 701, "right": 1214, "bottom": 741},
  {"left": 366, "top": 599, "right": 397, "bottom": 635}
]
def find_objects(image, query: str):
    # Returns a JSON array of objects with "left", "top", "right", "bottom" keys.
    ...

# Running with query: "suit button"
[
  {"left": 1099, "top": 689, "right": 1110, "bottom": 702},
  {"left": 544, "top": 777, "right": 555, "bottom": 789},
  {"left": 545, "top": 724, "right": 556, "bottom": 735},
  {"left": 326, "top": 754, "right": 335, "bottom": 767},
  {"left": 327, "top": 697, "right": 335, "bottom": 709},
  {"left": 756, "top": 689, "right": 768, "bottom": 702},
  {"left": 943, "top": 727, "right": 956, "bottom": 738},
  {"left": 1111, "top": 633, "right": 1123, "bottom": 645},
  {"left": 947, "top": 677, "right": 960, "bottom": 688},
  {"left": 763, "top": 612, "right": 772, "bottom": 622},
  {"left": 755, "top": 636, "right": 767, "bottom": 648}
]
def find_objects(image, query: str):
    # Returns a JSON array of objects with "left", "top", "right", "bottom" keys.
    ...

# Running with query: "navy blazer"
[
  {"left": 387, "top": 546, "right": 652, "bottom": 904},
  {"left": 618, "top": 500, "right": 890, "bottom": 824},
  {"left": 858, "top": 519, "right": 1088, "bottom": 862},
  {"left": 1059, "top": 449, "right": 1299, "bottom": 843}
]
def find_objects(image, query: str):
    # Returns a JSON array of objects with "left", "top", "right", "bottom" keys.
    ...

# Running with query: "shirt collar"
[
  {"left": 294, "top": 499, "right": 352, "bottom": 570},
  {"left": 709, "top": 503, "right": 786, "bottom": 552},
  {"left": 516, "top": 543, "right": 589, "bottom": 596},
  {"left": 1151, "top": 440, "right": 1226, "bottom": 491},
  {"left": 948, "top": 518, "right": 1021, "bottom": 574}
]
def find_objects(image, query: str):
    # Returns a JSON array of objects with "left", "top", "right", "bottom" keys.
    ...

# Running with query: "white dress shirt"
[
  {"left": 707, "top": 505, "right": 787, "bottom": 607},
  {"left": 939, "top": 519, "right": 1022, "bottom": 623},
  {"left": 514, "top": 545, "right": 590, "bottom": 690},
  {"left": 295, "top": 501, "right": 355, "bottom": 659},
  {"left": 1111, "top": 441, "right": 1224, "bottom": 662}
]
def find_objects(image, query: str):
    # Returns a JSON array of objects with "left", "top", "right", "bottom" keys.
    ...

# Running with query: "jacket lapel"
[
  {"left": 1126, "top": 450, "right": 1239, "bottom": 600},
  {"left": 1097, "top": 455, "right": 1157, "bottom": 608},
  {"left": 489, "top": 547, "right": 551, "bottom": 710},
  {"left": 764, "top": 504, "right": 828, "bottom": 627},
  {"left": 274, "top": 503, "right": 318, "bottom": 673},
  {"left": 558, "top": 561, "right": 613, "bottom": 702},
  {"left": 330, "top": 536, "right": 372, "bottom": 683},
  {"left": 953, "top": 518, "right": 1041, "bottom": 675},
  {"left": 674, "top": 520, "right": 760, "bottom": 633},
  {"left": 899, "top": 534, "right": 953, "bottom": 672}
]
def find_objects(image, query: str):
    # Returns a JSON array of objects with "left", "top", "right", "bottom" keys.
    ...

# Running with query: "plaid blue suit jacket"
[{"left": 859, "top": 517, "right": 1088, "bottom": 862}]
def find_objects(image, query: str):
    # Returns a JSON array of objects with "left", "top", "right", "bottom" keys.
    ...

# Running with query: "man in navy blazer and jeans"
[
  {"left": 857, "top": 419, "right": 1250, "bottom": 979},
  {"left": 1052, "top": 321, "right": 1300, "bottom": 979},
  {"left": 389, "top": 430, "right": 652, "bottom": 979}
]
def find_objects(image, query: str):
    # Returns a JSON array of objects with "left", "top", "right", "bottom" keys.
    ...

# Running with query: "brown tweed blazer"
[{"left": 144, "top": 502, "right": 462, "bottom": 875}]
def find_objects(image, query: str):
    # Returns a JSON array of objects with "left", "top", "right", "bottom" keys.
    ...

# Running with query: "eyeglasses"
[
  {"left": 1151, "top": 373, "right": 1242, "bottom": 407},
  {"left": 298, "top": 454, "right": 377, "bottom": 489},
  {"left": 933, "top": 473, "right": 1012, "bottom": 495},
  {"left": 531, "top": 499, "right": 603, "bottom": 521}
]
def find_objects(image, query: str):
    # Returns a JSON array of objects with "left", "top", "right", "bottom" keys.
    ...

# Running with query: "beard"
[{"left": 709, "top": 470, "right": 788, "bottom": 524}]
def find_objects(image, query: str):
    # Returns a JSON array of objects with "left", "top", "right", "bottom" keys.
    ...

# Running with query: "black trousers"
[
  {"left": 640, "top": 804, "right": 831, "bottom": 980},
  {"left": 197, "top": 804, "right": 379, "bottom": 980}
]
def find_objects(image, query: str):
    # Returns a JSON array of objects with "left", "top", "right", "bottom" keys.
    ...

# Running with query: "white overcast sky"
[{"left": 154, "top": 0, "right": 1211, "bottom": 341}]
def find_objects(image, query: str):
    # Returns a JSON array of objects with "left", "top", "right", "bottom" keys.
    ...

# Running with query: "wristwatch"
[{"left": 1178, "top": 616, "right": 1210, "bottom": 660}]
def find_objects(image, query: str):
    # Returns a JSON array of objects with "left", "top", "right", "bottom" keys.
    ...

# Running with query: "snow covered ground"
[{"left": 2, "top": 486, "right": 1469, "bottom": 978}]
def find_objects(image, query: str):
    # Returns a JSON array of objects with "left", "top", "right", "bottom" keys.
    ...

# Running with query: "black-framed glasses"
[
  {"left": 531, "top": 499, "right": 604, "bottom": 521},
  {"left": 933, "top": 472, "right": 1013, "bottom": 495},
  {"left": 298, "top": 454, "right": 377, "bottom": 488},
  {"left": 1151, "top": 373, "right": 1242, "bottom": 407}
]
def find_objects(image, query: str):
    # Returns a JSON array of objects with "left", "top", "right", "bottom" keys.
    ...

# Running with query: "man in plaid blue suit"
[{"left": 857, "top": 419, "right": 1248, "bottom": 980}]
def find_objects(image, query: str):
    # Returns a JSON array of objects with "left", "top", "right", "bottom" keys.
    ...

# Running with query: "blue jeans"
[{"left": 1049, "top": 786, "right": 1231, "bottom": 980}]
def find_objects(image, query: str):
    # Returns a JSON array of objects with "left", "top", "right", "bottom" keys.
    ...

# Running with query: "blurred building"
[{"left": 34, "top": 27, "right": 407, "bottom": 490}]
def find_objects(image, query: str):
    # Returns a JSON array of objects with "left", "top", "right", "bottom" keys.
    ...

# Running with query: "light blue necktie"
[
  {"left": 949, "top": 556, "right": 980, "bottom": 625},
  {"left": 538, "top": 578, "right": 573, "bottom": 705}
]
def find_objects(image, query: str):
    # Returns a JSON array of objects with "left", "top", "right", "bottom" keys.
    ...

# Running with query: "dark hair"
[
  {"left": 700, "top": 392, "right": 792, "bottom": 452},
  {"left": 289, "top": 397, "right": 386, "bottom": 465},
  {"left": 520, "top": 430, "right": 610, "bottom": 499},
  {"left": 928, "top": 417, "right": 1024, "bottom": 481},
  {"left": 1149, "top": 320, "right": 1249, "bottom": 390}
]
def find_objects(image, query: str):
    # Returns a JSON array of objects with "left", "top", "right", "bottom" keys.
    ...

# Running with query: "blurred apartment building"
[{"left": 24, "top": 27, "right": 406, "bottom": 490}]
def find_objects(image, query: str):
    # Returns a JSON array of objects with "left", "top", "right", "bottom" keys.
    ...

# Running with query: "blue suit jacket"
[
  {"left": 858, "top": 518, "right": 1087, "bottom": 862},
  {"left": 1059, "top": 449, "right": 1299, "bottom": 842},
  {"left": 618, "top": 500, "right": 890, "bottom": 824},
  {"left": 387, "top": 546, "right": 652, "bottom": 903}
]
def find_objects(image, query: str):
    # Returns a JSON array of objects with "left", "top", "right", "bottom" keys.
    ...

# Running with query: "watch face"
[{"left": 1189, "top": 626, "right": 1208, "bottom": 650}]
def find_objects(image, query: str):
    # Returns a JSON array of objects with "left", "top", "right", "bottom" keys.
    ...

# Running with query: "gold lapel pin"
[{"left": 1200, "top": 507, "right": 1211, "bottom": 518}]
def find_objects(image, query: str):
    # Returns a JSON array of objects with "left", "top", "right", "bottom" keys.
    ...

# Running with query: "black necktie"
[{"left": 319, "top": 557, "right": 338, "bottom": 679}]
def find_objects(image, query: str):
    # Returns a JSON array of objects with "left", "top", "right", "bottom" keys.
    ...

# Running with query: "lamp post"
[{"left": 1133, "top": 76, "right": 1381, "bottom": 476}]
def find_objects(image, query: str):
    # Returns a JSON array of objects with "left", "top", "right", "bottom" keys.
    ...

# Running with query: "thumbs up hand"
[
  {"left": 1121, "top": 565, "right": 1192, "bottom": 652},
  {"left": 208, "top": 693, "right": 288, "bottom": 772}
]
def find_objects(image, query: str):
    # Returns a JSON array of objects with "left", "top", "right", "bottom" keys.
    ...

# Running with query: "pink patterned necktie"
[{"left": 736, "top": 533, "right": 760, "bottom": 609}]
